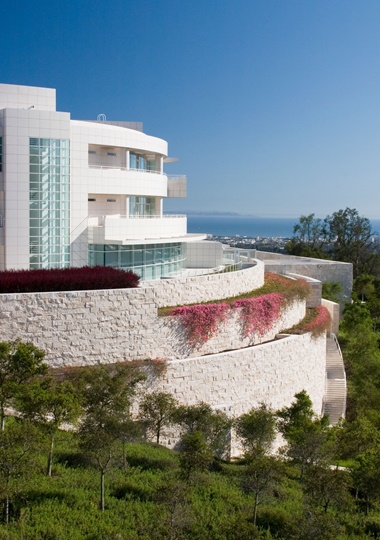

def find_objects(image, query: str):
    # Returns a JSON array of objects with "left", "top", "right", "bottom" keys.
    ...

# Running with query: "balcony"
[
  {"left": 167, "top": 175, "right": 187, "bottom": 198},
  {"left": 88, "top": 214, "right": 187, "bottom": 244},
  {"left": 87, "top": 165, "right": 167, "bottom": 197}
]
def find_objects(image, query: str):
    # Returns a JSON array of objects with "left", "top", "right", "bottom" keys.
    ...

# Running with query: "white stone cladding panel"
[
  {"left": 148, "top": 333, "right": 326, "bottom": 456},
  {"left": 144, "top": 261, "right": 265, "bottom": 308}
]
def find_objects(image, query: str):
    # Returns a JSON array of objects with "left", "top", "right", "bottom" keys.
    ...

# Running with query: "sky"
[{"left": 1, "top": 0, "right": 380, "bottom": 218}]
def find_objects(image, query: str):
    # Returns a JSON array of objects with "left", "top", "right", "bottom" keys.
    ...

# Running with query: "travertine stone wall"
[
  {"left": 149, "top": 332, "right": 327, "bottom": 455},
  {"left": 0, "top": 285, "right": 305, "bottom": 367},
  {"left": 143, "top": 261, "right": 265, "bottom": 308}
]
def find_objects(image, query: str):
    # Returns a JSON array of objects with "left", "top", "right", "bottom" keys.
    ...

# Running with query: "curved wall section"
[
  {"left": 150, "top": 333, "right": 326, "bottom": 456},
  {"left": 0, "top": 263, "right": 264, "bottom": 366},
  {"left": 145, "top": 261, "right": 265, "bottom": 307}
]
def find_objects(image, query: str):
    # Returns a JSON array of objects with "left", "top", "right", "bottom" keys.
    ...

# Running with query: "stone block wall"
[
  {"left": 144, "top": 260, "right": 265, "bottom": 308},
  {"left": 147, "top": 332, "right": 327, "bottom": 456},
  {"left": 0, "top": 277, "right": 305, "bottom": 367}
]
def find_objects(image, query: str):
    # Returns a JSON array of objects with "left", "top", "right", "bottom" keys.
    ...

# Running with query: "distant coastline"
[{"left": 185, "top": 214, "right": 380, "bottom": 239}]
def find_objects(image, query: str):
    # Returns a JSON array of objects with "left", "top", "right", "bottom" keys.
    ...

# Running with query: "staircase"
[{"left": 323, "top": 334, "right": 346, "bottom": 425}]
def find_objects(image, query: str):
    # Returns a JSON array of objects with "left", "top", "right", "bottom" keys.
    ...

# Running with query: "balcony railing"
[{"left": 89, "top": 164, "right": 164, "bottom": 175}]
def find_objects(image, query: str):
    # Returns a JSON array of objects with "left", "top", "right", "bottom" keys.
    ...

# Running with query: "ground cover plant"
[
  {"left": 162, "top": 273, "right": 310, "bottom": 346},
  {"left": 0, "top": 266, "right": 140, "bottom": 294},
  {"left": 285, "top": 305, "right": 332, "bottom": 337}
]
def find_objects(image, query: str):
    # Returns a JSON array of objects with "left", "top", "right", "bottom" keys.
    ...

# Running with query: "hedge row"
[{"left": 0, "top": 266, "right": 140, "bottom": 293}]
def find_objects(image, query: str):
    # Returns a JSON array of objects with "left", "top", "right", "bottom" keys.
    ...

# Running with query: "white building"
[{"left": 0, "top": 83, "right": 216, "bottom": 279}]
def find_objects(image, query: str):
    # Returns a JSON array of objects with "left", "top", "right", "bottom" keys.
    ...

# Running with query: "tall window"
[
  {"left": 29, "top": 138, "right": 70, "bottom": 269},
  {"left": 129, "top": 196, "right": 155, "bottom": 217},
  {"left": 0, "top": 137, "right": 2, "bottom": 172}
]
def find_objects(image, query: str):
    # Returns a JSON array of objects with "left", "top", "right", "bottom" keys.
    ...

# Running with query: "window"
[
  {"left": 88, "top": 198, "right": 96, "bottom": 202},
  {"left": 107, "top": 198, "right": 116, "bottom": 202},
  {"left": 107, "top": 152, "right": 116, "bottom": 156},
  {"left": 88, "top": 150, "right": 96, "bottom": 155}
]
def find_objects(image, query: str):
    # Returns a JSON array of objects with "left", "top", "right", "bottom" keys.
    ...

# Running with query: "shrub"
[{"left": 0, "top": 266, "right": 140, "bottom": 294}]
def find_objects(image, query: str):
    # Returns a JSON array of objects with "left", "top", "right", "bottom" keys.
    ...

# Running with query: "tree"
[
  {"left": 242, "top": 455, "right": 283, "bottom": 526},
  {"left": 0, "top": 340, "right": 47, "bottom": 430},
  {"left": 235, "top": 404, "right": 276, "bottom": 456},
  {"left": 77, "top": 364, "right": 143, "bottom": 511},
  {"left": 139, "top": 391, "right": 178, "bottom": 444},
  {"left": 351, "top": 449, "right": 380, "bottom": 514},
  {"left": 17, "top": 376, "right": 81, "bottom": 477},
  {"left": 285, "top": 214, "right": 325, "bottom": 258},
  {"left": 323, "top": 207, "right": 374, "bottom": 277},
  {"left": 303, "top": 465, "right": 351, "bottom": 514},
  {"left": 0, "top": 421, "right": 38, "bottom": 524},
  {"left": 277, "top": 391, "right": 332, "bottom": 477},
  {"left": 174, "top": 402, "right": 232, "bottom": 458},
  {"left": 178, "top": 431, "right": 213, "bottom": 482}
]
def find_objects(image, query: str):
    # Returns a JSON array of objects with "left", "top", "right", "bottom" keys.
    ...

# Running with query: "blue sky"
[{"left": 2, "top": 0, "right": 380, "bottom": 218}]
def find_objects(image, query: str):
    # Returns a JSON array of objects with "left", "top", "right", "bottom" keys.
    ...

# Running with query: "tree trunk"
[
  {"left": 1, "top": 406, "right": 5, "bottom": 431},
  {"left": 47, "top": 433, "right": 55, "bottom": 477},
  {"left": 4, "top": 494, "right": 9, "bottom": 525},
  {"left": 100, "top": 469, "right": 105, "bottom": 511},
  {"left": 253, "top": 493, "right": 259, "bottom": 526}
]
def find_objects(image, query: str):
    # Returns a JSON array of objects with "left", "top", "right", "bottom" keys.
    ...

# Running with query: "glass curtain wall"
[
  {"left": 29, "top": 138, "right": 70, "bottom": 269},
  {"left": 88, "top": 242, "right": 185, "bottom": 280}
]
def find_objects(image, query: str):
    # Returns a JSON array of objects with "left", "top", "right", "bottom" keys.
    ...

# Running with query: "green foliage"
[
  {"left": 139, "top": 391, "right": 179, "bottom": 444},
  {"left": 287, "top": 207, "right": 378, "bottom": 277},
  {"left": 322, "top": 281, "right": 343, "bottom": 303},
  {"left": 234, "top": 404, "right": 276, "bottom": 456},
  {"left": 174, "top": 402, "right": 232, "bottom": 459},
  {"left": 178, "top": 432, "right": 214, "bottom": 481},
  {"left": 0, "top": 340, "right": 47, "bottom": 430}
]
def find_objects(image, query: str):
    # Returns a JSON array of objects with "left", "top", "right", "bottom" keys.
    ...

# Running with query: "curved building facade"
[{"left": 0, "top": 83, "right": 205, "bottom": 277}]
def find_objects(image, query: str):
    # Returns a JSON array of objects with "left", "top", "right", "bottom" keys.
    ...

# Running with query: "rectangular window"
[
  {"left": 107, "top": 152, "right": 116, "bottom": 156},
  {"left": 88, "top": 150, "right": 96, "bottom": 155},
  {"left": 107, "top": 198, "right": 116, "bottom": 202}
]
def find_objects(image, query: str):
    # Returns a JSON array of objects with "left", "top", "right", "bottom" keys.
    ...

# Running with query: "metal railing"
[
  {"left": 88, "top": 164, "right": 164, "bottom": 175},
  {"left": 89, "top": 214, "right": 186, "bottom": 223}
]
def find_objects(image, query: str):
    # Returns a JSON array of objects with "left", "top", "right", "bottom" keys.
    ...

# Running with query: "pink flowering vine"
[
  {"left": 232, "top": 293, "right": 284, "bottom": 337},
  {"left": 303, "top": 305, "right": 331, "bottom": 336},
  {"left": 172, "top": 303, "right": 230, "bottom": 346}
]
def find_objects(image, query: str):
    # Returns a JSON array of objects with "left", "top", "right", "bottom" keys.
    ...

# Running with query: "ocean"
[{"left": 187, "top": 216, "right": 380, "bottom": 238}]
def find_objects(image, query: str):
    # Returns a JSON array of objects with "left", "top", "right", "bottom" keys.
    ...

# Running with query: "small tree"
[
  {"left": 277, "top": 391, "right": 332, "bottom": 477},
  {"left": 139, "top": 391, "right": 178, "bottom": 444},
  {"left": 174, "top": 402, "right": 231, "bottom": 459},
  {"left": 242, "top": 455, "right": 283, "bottom": 526},
  {"left": 178, "top": 432, "right": 213, "bottom": 482},
  {"left": 0, "top": 421, "right": 38, "bottom": 524},
  {"left": 17, "top": 377, "right": 81, "bottom": 477},
  {"left": 235, "top": 404, "right": 276, "bottom": 456},
  {"left": 77, "top": 364, "right": 143, "bottom": 511},
  {"left": 0, "top": 340, "right": 47, "bottom": 430}
]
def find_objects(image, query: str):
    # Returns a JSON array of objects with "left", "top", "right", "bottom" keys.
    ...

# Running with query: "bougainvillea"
[
  {"left": 303, "top": 305, "right": 331, "bottom": 336},
  {"left": 286, "top": 305, "right": 331, "bottom": 338},
  {"left": 232, "top": 293, "right": 284, "bottom": 337},
  {"left": 172, "top": 303, "right": 230, "bottom": 346}
]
